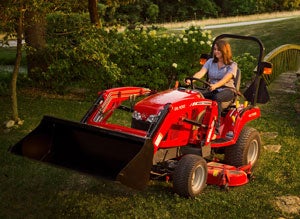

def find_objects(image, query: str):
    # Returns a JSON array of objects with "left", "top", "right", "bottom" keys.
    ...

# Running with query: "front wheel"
[
  {"left": 173, "top": 154, "right": 207, "bottom": 198},
  {"left": 224, "top": 126, "right": 261, "bottom": 167}
]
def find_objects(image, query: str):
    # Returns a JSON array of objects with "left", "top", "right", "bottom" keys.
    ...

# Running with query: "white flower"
[
  {"left": 200, "top": 41, "right": 205, "bottom": 45},
  {"left": 172, "top": 63, "right": 178, "bottom": 68},
  {"left": 148, "top": 30, "right": 157, "bottom": 37}
]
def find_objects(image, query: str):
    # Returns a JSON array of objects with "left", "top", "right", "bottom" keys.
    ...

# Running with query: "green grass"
[
  {"left": 0, "top": 47, "right": 27, "bottom": 65},
  {"left": 210, "top": 16, "right": 300, "bottom": 56},
  {"left": 1, "top": 86, "right": 299, "bottom": 218},
  {"left": 1, "top": 15, "right": 300, "bottom": 218}
]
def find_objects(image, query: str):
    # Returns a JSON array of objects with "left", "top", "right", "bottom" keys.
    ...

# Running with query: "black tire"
[
  {"left": 173, "top": 154, "right": 207, "bottom": 198},
  {"left": 224, "top": 126, "right": 261, "bottom": 167}
]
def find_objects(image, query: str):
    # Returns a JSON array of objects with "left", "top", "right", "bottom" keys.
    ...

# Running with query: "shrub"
[
  {"left": 38, "top": 14, "right": 212, "bottom": 97},
  {"left": 234, "top": 53, "right": 257, "bottom": 88}
]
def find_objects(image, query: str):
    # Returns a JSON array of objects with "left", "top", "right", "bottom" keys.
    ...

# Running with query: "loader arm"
[{"left": 82, "top": 87, "right": 151, "bottom": 125}]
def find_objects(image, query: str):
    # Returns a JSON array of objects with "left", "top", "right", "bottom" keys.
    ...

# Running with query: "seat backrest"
[
  {"left": 234, "top": 68, "right": 241, "bottom": 92},
  {"left": 221, "top": 68, "right": 241, "bottom": 110}
]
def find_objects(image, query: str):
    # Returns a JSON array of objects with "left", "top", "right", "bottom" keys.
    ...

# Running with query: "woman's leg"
[{"left": 212, "top": 89, "right": 235, "bottom": 131}]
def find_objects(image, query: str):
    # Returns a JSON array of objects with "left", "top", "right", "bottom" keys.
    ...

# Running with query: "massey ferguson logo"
[{"left": 191, "top": 101, "right": 211, "bottom": 106}]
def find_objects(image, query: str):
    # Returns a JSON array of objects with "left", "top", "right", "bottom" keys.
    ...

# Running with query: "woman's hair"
[{"left": 213, "top": 39, "right": 232, "bottom": 65}]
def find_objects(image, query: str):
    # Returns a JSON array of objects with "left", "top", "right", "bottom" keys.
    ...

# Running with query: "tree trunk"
[
  {"left": 11, "top": 3, "right": 25, "bottom": 122},
  {"left": 88, "top": 0, "right": 101, "bottom": 27},
  {"left": 24, "top": 9, "right": 47, "bottom": 80}
]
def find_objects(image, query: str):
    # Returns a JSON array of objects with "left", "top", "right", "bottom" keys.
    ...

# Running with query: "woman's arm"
[
  {"left": 210, "top": 63, "right": 237, "bottom": 91},
  {"left": 186, "top": 67, "right": 208, "bottom": 85},
  {"left": 210, "top": 73, "right": 233, "bottom": 91},
  {"left": 193, "top": 67, "right": 208, "bottom": 79}
]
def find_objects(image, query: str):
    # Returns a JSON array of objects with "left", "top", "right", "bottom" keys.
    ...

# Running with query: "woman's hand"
[
  {"left": 209, "top": 84, "right": 218, "bottom": 91},
  {"left": 185, "top": 79, "right": 192, "bottom": 85}
]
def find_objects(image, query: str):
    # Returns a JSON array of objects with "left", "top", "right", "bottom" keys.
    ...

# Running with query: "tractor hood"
[{"left": 134, "top": 88, "right": 202, "bottom": 116}]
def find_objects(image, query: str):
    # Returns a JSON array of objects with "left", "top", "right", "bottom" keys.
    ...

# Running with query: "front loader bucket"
[{"left": 9, "top": 116, "right": 154, "bottom": 190}]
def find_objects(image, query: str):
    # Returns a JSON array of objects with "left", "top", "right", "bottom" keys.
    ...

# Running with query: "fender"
[
  {"left": 233, "top": 107, "right": 261, "bottom": 139},
  {"left": 211, "top": 107, "right": 261, "bottom": 148}
]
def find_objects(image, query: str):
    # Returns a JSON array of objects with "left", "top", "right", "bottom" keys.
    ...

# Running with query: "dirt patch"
[
  {"left": 263, "top": 145, "right": 281, "bottom": 152},
  {"left": 275, "top": 196, "right": 300, "bottom": 214},
  {"left": 261, "top": 132, "right": 278, "bottom": 140}
]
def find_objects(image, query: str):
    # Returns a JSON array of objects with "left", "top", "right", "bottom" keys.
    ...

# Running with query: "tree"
[
  {"left": 88, "top": 0, "right": 101, "bottom": 27},
  {"left": 12, "top": 2, "right": 25, "bottom": 123},
  {"left": 146, "top": 3, "right": 159, "bottom": 22},
  {"left": 24, "top": 3, "right": 47, "bottom": 80},
  {"left": 0, "top": 0, "right": 25, "bottom": 124}
]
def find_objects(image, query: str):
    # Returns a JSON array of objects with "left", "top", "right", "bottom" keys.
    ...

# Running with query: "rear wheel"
[
  {"left": 173, "top": 154, "right": 207, "bottom": 198},
  {"left": 224, "top": 126, "right": 261, "bottom": 167}
]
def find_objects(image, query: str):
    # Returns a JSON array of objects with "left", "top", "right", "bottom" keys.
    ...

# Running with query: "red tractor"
[{"left": 10, "top": 34, "right": 272, "bottom": 197}]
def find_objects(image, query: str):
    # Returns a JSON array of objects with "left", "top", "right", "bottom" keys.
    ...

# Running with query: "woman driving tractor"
[{"left": 186, "top": 39, "right": 237, "bottom": 139}]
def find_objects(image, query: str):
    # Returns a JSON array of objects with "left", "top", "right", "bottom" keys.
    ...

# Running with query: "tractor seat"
[{"left": 221, "top": 68, "right": 241, "bottom": 110}]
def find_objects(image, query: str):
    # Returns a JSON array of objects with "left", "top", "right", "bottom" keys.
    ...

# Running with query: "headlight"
[
  {"left": 146, "top": 114, "right": 158, "bottom": 123},
  {"left": 133, "top": 111, "right": 159, "bottom": 123},
  {"left": 132, "top": 111, "right": 142, "bottom": 120}
]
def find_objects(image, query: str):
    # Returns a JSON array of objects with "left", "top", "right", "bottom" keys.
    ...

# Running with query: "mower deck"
[{"left": 207, "top": 162, "right": 252, "bottom": 187}]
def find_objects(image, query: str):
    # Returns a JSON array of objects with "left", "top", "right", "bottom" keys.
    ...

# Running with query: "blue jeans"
[{"left": 203, "top": 88, "right": 235, "bottom": 128}]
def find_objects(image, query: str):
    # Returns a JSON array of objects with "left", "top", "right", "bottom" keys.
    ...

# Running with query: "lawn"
[
  {"left": 0, "top": 14, "right": 300, "bottom": 218},
  {"left": 210, "top": 16, "right": 300, "bottom": 55}
]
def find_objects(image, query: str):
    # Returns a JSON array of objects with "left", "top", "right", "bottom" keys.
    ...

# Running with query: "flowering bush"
[
  {"left": 234, "top": 53, "right": 257, "bottom": 88},
  {"left": 109, "top": 25, "right": 212, "bottom": 90},
  {"left": 43, "top": 15, "right": 212, "bottom": 96}
]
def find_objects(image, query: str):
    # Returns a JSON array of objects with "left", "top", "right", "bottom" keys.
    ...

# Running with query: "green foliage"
[
  {"left": 46, "top": 12, "right": 90, "bottom": 34},
  {"left": 155, "top": 0, "right": 219, "bottom": 22},
  {"left": 146, "top": 3, "right": 159, "bottom": 22},
  {"left": 37, "top": 14, "right": 212, "bottom": 95},
  {"left": 39, "top": 13, "right": 121, "bottom": 94},
  {"left": 111, "top": 26, "right": 212, "bottom": 89},
  {"left": 220, "top": 0, "right": 258, "bottom": 16},
  {"left": 255, "top": 0, "right": 300, "bottom": 12},
  {"left": 41, "top": 14, "right": 259, "bottom": 95},
  {"left": 108, "top": 0, "right": 299, "bottom": 24},
  {"left": 234, "top": 53, "right": 257, "bottom": 88}
]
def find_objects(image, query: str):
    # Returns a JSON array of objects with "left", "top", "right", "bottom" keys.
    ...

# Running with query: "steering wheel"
[{"left": 184, "top": 77, "right": 211, "bottom": 90}]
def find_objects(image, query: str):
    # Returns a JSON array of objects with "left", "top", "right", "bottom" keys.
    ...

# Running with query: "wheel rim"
[
  {"left": 247, "top": 139, "right": 259, "bottom": 164},
  {"left": 191, "top": 164, "right": 206, "bottom": 192}
]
